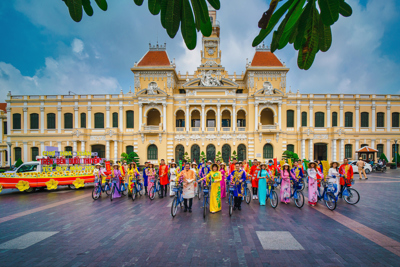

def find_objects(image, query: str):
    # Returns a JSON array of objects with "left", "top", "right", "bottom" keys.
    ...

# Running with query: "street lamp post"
[{"left": 395, "top": 140, "right": 398, "bottom": 169}]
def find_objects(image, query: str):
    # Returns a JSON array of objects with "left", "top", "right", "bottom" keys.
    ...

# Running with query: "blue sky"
[{"left": 0, "top": 0, "right": 399, "bottom": 101}]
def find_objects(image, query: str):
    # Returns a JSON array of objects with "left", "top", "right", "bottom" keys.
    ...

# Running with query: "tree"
[
  {"left": 215, "top": 151, "right": 222, "bottom": 162},
  {"left": 15, "top": 158, "right": 23, "bottom": 168},
  {"left": 62, "top": 0, "right": 352, "bottom": 70},
  {"left": 121, "top": 152, "right": 140, "bottom": 164},
  {"left": 200, "top": 151, "right": 206, "bottom": 161},
  {"left": 392, "top": 153, "right": 400, "bottom": 164},
  {"left": 183, "top": 152, "right": 191, "bottom": 162},
  {"left": 232, "top": 150, "right": 237, "bottom": 160},
  {"left": 282, "top": 150, "right": 299, "bottom": 162}
]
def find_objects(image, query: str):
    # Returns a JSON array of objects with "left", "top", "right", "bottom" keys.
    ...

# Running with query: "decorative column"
[
  {"left": 0, "top": 117, "right": 2, "bottom": 143},
  {"left": 201, "top": 104, "right": 205, "bottom": 132},
  {"left": 308, "top": 139, "right": 313, "bottom": 160},
  {"left": 355, "top": 103, "right": 360, "bottom": 132},
  {"left": 309, "top": 101, "right": 313, "bottom": 127},
  {"left": 74, "top": 106, "right": 79, "bottom": 129},
  {"left": 106, "top": 140, "right": 110, "bottom": 160},
  {"left": 387, "top": 139, "right": 391, "bottom": 159},
  {"left": 23, "top": 142, "right": 28, "bottom": 162},
  {"left": 301, "top": 139, "right": 305, "bottom": 159},
  {"left": 355, "top": 139, "right": 359, "bottom": 151},
  {"left": 185, "top": 104, "right": 190, "bottom": 132},
  {"left": 23, "top": 107, "right": 27, "bottom": 134},
  {"left": 7, "top": 142, "right": 11, "bottom": 166},
  {"left": 254, "top": 103, "right": 259, "bottom": 131},
  {"left": 58, "top": 141, "right": 62, "bottom": 151},
  {"left": 327, "top": 101, "right": 331, "bottom": 128},
  {"left": 40, "top": 107, "right": 45, "bottom": 133},
  {"left": 372, "top": 101, "right": 376, "bottom": 132},
  {"left": 333, "top": 139, "right": 337, "bottom": 161},
  {"left": 6, "top": 108, "right": 11, "bottom": 135},
  {"left": 139, "top": 103, "right": 143, "bottom": 132},
  {"left": 87, "top": 106, "right": 92, "bottom": 129},
  {"left": 232, "top": 104, "right": 236, "bottom": 131},
  {"left": 106, "top": 106, "right": 110, "bottom": 128},
  {"left": 340, "top": 139, "right": 345, "bottom": 161},
  {"left": 40, "top": 142, "right": 45, "bottom": 156},
  {"left": 119, "top": 106, "right": 123, "bottom": 132},
  {"left": 163, "top": 103, "right": 167, "bottom": 131},
  {"left": 339, "top": 101, "right": 344, "bottom": 127},
  {"left": 57, "top": 106, "right": 62, "bottom": 133},
  {"left": 217, "top": 104, "right": 221, "bottom": 132},
  {"left": 371, "top": 139, "right": 375, "bottom": 150},
  {"left": 387, "top": 104, "right": 391, "bottom": 132},
  {"left": 114, "top": 141, "right": 118, "bottom": 162},
  {"left": 278, "top": 103, "right": 282, "bottom": 130},
  {"left": 296, "top": 102, "right": 301, "bottom": 131},
  {"left": 81, "top": 141, "right": 85, "bottom": 152},
  {"left": 73, "top": 141, "right": 77, "bottom": 153}
]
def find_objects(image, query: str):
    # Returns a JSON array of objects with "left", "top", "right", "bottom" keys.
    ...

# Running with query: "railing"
[
  {"left": 238, "top": 127, "right": 246, "bottom": 131},
  {"left": 191, "top": 127, "right": 200, "bottom": 132},
  {"left": 222, "top": 127, "right": 231, "bottom": 131},
  {"left": 176, "top": 127, "right": 185, "bottom": 132},
  {"left": 207, "top": 127, "right": 215, "bottom": 131},
  {"left": 260, "top": 125, "right": 277, "bottom": 130},
  {"left": 144, "top": 125, "right": 160, "bottom": 131}
]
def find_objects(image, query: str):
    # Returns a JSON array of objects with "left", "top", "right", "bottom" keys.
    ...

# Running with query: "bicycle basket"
[
  {"left": 150, "top": 179, "right": 155, "bottom": 183},
  {"left": 172, "top": 187, "right": 179, "bottom": 192},
  {"left": 203, "top": 187, "right": 209, "bottom": 193}
]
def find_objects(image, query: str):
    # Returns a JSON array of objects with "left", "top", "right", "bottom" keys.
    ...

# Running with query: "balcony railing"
[
  {"left": 222, "top": 127, "right": 231, "bottom": 131},
  {"left": 207, "top": 127, "right": 215, "bottom": 131},
  {"left": 176, "top": 127, "right": 185, "bottom": 132},
  {"left": 191, "top": 127, "right": 200, "bottom": 132},
  {"left": 238, "top": 127, "right": 246, "bottom": 131},
  {"left": 144, "top": 125, "right": 160, "bottom": 131},
  {"left": 259, "top": 124, "right": 278, "bottom": 131}
]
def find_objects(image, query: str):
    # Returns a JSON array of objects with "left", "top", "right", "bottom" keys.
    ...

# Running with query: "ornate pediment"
[
  {"left": 254, "top": 81, "right": 284, "bottom": 96},
  {"left": 136, "top": 82, "right": 167, "bottom": 96},
  {"left": 183, "top": 73, "right": 239, "bottom": 88}
]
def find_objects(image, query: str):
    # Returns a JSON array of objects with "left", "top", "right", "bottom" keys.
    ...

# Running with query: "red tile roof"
[
  {"left": 0, "top": 103, "right": 6, "bottom": 113},
  {"left": 251, "top": 51, "right": 283, "bottom": 67},
  {"left": 137, "top": 51, "right": 171, "bottom": 66},
  {"left": 356, "top": 146, "right": 378, "bottom": 153}
]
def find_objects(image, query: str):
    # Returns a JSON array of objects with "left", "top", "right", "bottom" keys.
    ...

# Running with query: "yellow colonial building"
[{"left": 2, "top": 9, "right": 400, "bottom": 167}]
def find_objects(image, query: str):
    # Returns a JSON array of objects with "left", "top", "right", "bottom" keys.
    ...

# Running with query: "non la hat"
[{"left": 95, "top": 163, "right": 102, "bottom": 166}]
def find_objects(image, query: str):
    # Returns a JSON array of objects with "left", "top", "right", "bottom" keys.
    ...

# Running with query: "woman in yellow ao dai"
[{"left": 200, "top": 163, "right": 222, "bottom": 213}]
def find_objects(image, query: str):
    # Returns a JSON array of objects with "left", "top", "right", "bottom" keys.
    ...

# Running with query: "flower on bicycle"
[
  {"left": 73, "top": 178, "right": 85, "bottom": 189},
  {"left": 16, "top": 180, "right": 30, "bottom": 191},
  {"left": 45, "top": 179, "right": 59, "bottom": 190}
]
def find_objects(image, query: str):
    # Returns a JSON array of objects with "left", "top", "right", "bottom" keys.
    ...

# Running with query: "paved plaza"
[{"left": 0, "top": 170, "right": 400, "bottom": 266}]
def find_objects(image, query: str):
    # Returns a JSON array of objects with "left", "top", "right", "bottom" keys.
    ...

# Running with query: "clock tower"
[{"left": 200, "top": 6, "right": 221, "bottom": 66}]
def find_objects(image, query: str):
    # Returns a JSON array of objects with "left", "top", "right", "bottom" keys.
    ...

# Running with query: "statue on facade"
[
  {"left": 262, "top": 82, "right": 274, "bottom": 95},
  {"left": 200, "top": 70, "right": 221, "bottom": 87},
  {"left": 146, "top": 82, "right": 159, "bottom": 95}
]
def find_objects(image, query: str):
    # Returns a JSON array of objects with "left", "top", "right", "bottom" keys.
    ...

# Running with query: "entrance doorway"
[{"left": 314, "top": 143, "right": 327, "bottom": 161}]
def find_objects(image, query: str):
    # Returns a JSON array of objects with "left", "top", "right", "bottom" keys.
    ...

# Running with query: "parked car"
[{"left": 349, "top": 160, "right": 372, "bottom": 174}]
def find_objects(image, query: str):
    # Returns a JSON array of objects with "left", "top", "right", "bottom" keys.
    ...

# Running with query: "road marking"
[
  {"left": 0, "top": 192, "right": 91, "bottom": 224},
  {"left": 0, "top": 231, "right": 59, "bottom": 249},
  {"left": 306, "top": 197, "right": 400, "bottom": 257},
  {"left": 256, "top": 231, "right": 304, "bottom": 250},
  {"left": 357, "top": 181, "right": 400, "bottom": 183}
]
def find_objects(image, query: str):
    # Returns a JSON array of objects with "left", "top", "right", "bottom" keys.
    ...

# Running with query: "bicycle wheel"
[
  {"left": 324, "top": 192, "right": 337, "bottom": 210},
  {"left": 121, "top": 184, "right": 128, "bottom": 196},
  {"left": 294, "top": 191, "right": 304, "bottom": 208},
  {"left": 131, "top": 188, "right": 136, "bottom": 201},
  {"left": 138, "top": 184, "right": 143, "bottom": 196},
  {"left": 344, "top": 188, "right": 360, "bottom": 205},
  {"left": 149, "top": 186, "right": 155, "bottom": 200},
  {"left": 157, "top": 183, "right": 163, "bottom": 197},
  {"left": 92, "top": 185, "right": 100, "bottom": 200},
  {"left": 110, "top": 185, "right": 114, "bottom": 202},
  {"left": 171, "top": 197, "right": 178, "bottom": 217},
  {"left": 203, "top": 197, "right": 207, "bottom": 219},
  {"left": 270, "top": 191, "right": 278, "bottom": 209},
  {"left": 229, "top": 194, "right": 233, "bottom": 217},
  {"left": 245, "top": 188, "right": 251, "bottom": 204},
  {"left": 198, "top": 184, "right": 202, "bottom": 200},
  {"left": 105, "top": 184, "right": 111, "bottom": 196},
  {"left": 299, "top": 182, "right": 305, "bottom": 192}
]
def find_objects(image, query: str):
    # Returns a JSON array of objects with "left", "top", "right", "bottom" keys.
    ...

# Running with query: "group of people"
[{"left": 93, "top": 156, "right": 357, "bottom": 212}]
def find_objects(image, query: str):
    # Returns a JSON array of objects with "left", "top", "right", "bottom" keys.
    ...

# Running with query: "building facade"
[{"left": 2, "top": 9, "right": 400, "bottom": 167}]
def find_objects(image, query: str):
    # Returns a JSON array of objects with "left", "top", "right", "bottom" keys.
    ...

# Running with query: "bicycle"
[
  {"left": 202, "top": 182, "right": 210, "bottom": 219},
  {"left": 290, "top": 179, "right": 305, "bottom": 208},
  {"left": 197, "top": 180, "right": 202, "bottom": 200},
  {"left": 92, "top": 176, "right": 112, "bottom": 200},
  {"left": 339, "top": 176, "right": 360, "bottom": 205},
  {"left": 316, "top": 180, "right": 337, "bottom": 210},
  {"left": 266, "top": 177, "right": 279, "bottom": 208},
  {"left": 171, "top": 184, "right": 184, "bottom": 217},
  {"left": 244, "top": 180, "right": 251, "bottom": 204},
  {"left": 228, "top": 183, "right": 235, "bottom": 216},
  {"left": 149, "top": 177, "right": 162, "bottom": 200},
  {"left": 131, "top": 177, "right": 143, "bottom": 201},
  {"left": 110, "top": 178, "right": 128, "bottom": 201}
]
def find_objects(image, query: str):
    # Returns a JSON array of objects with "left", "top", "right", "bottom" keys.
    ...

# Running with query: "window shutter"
[
  {"left": 113, "top": 112, "right": 118, "bottom": 128},
  {"left": 287, "top": 110, "right": 294, "bottom": 127},
  {"left": 332, "top": 112, "right": 337, "bottom": 127},
  {"left": 126, "top": 111, "right": 134, "bottom": 128},
  {"left": 301, "top": 112, "right": 307, "bottom": 127},
  {"left": 80, "top": 113, "right": 86, "bottom": 128}
]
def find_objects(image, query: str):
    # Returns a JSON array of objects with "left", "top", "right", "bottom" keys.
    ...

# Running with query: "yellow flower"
[
  {"left": 73, "top": 178, "right": 85, "bottom": 189},
  {"left": 0, "top": 184, "right": 3, "bottom": 193},
  {"left": 45, "top": 179, "right": 58, "bottom": 190},
  {"left": 16, "top": 180, "right": 30, "bottom": 192}
]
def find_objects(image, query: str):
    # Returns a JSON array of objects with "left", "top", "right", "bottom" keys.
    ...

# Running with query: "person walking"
[
  {"left": 158, "top": 159, "right": 169, "bottom": 198},
  {"left": 328, "top": 161, "right": 340, "bottom": 197},
  {"left": 228, "top": 163, "right": 246, "bottom": 211},
  {"left": 142, "top": 162, "right": 149, "bottom": 195},
  {"left": 199, "top": 163, "right": 222, "bottom": 213},
  {"left": 339, "top": 158, "right": 354, "bottom": 197},
  {"left": 169, "top": 162, "right": 179, "bottom": 196},
  {"left": 176, "top": 163, "right": 196, "bottom": 212},
  {"left": 280, "top": 163, "right": 291, "bottom": 204},
  {"left": 111, "top": 163, "right": 123, "bottom": 199},
  {"left": 356, "top": 157, "right": 368, "bottom": 180},
  {"left": 219, "top": 162, "right": 227, "bottom": 198},
  {"left": 146, "top": 163, "right": 157, "bottom": 194},
  {"left": 307, "top": 161, "right": 321, "bottom": 206},
  {"left": 249, "top": 159, "right": 260, "bottom": 200},
  {"left": 257, "top": 163, "right": 269, "bottom": 206}
]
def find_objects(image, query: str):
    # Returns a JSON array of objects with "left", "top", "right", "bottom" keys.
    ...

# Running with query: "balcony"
[
  {"left": 144, "top": 125, "right": 160, "bottom": 131},
  {"left": 176, "top": 127, "right": 185, "bottom": 132},
  {"left": 238, "top": 127, "right": 246, "bottom": 132},
  {"left": 222, "top": 127, "right": 231, "bottom": 132},
  {"left": 207, "top": 127, "right": 215, "bottom": 132},
  {"left": 191, "top": 127, "right": 200, "bottom": 132},
  {"left": 259, "top": 124, "right": 278, "bottom": 132}
]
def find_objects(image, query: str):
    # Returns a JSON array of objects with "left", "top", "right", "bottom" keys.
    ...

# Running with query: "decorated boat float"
[{"left": 0, "top": 150, "right": 105, "bottom": 193}]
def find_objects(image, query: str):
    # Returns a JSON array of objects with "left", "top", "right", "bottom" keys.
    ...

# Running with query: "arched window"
[
  {"left": 345, "top": 112, "right": 353, "bottom": 127},
  {"left": 191, "top": 144, "right": 200, "bottom": 163},
  {"left": 94, "top": 113, "right": 104, "bottom": 129},
  {"left": 286, "top": 110, "right": 294, "bottom": 127},
  {"left": 92, "top": 145, "right": 105, "bottom": 159},
  {"left": 345, "top": 144, "right": 352, "bottom": 159},
  {"left": 206, "top": 144, "right": 216, "bottom": 162},
  {"left": 263, "top": 144, "right": 273, "bottom": 158},
  {"left": 237, "top": 110, "right": 246, "bottom": 127},
  {"left": 206, "top": 110, "right": 216, "bottom": 128},
  {"left": 65, "top": 146, "right": 73, "bottom": 159},
  {"left": 31, "top": 147, "right": 39, "bottom": 161},
  {"left": 221, "top": 110, "right": 231, "bottom": 127},
  {"left": 112, "top": 112, "right": 118, "bottom": 128},
  {"left": 147, "top": 108, "right": 161, "bottom": 126},
  {"left": 30, "top": 113, "right": 39, "bottom": 129},
  {"left": 175, "top": 145, "right": 184, "bottom": 162},
  {"left": 64, "top": 113, "right": 73, "bottom": 129},
  {"left": 260, "top": 108, "right": 274, "bottom": 125},
  {"left": 287, "top": 144, "right": 294, "bottom": 153},
  {"left": 14, "top": 147, "right": 21, "bottom": 161},
  {"left": 47, "top": 113, "right": 56, "bottom": 129},
  {"left": 126, "top": 145, "right": 134, "bottom": 155},
  {"left": 147, "top": 145, "right": 158, "bottom": 160},
  {"left": 222, "top": 144, "right": 231, "bottom": 164},
  {"left": 301, "top": 112, "right": 307, "bottom": 127},
  {"left": 191, "top": 110, "right": 200, "bottom": 127},
  {"left": 377, "top": 144, "right": 384, "bottom": 158},
  {"left": 238, "top": 144, "right": 246, "bottom": 161},
  {"left": 176, "top": 110, "right": 185, "bottom": 127},
  {"left": 126, "top": 110, "right": 134, "bottom": 129},
  {"left": 377, "top": 112, "right": 384, "bottom": 128},
  {"left": 315, "top": 112, "right": 325, "bottom": 127},
  {"left": 13, "top": 113, "right": 21, "bottom": 130},
  {"left": 80, "top": 113, "right": 86, "bottom": 128},
  {"left": 361, "top": 112, "right": 369, "bottom": 127},
  {"left": 392, "top": 112, "right": 399, "bottom": 128},
  {"left": 332, "top": 112, "right": 338, "bottom": 127}
]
